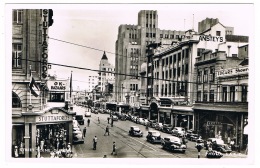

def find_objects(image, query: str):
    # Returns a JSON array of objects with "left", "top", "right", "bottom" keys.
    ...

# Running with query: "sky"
[
  {"left": 45, "top": 3, "right": 254, "bottom": 91},
  {"left": 1, "top": 2, "right": 255, "bottom": 92}
]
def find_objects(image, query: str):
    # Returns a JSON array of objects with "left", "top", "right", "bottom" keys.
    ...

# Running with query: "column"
[
  {"left": 24, "top": 123, "right": 30, "bottom": 158},
  {"left": 68, "top": 121, "right": 73, "bottom": 144},
  {"left": 174, "top": 114, "right": 178, "bottom": 127},
  {"left": 187, "top": 115, "right": 190, "bottom": 130},
  {"left": 170, "top": 112, "right": 173, "bottom": 125},
  {"left": 31, "top": 123, "right": 37, "bottom": 157}
]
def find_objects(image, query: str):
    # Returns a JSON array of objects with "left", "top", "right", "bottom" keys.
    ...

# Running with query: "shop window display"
[{"left": 36, "top": 123, "right": 71, "bottom": 157}]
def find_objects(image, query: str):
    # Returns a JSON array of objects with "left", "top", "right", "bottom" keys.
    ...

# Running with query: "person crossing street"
[
  {"left": 104, "top": 125, "right": 110, "bottom": 136},
  {"left": 111, "top": 142, "right": 117, "bottom": 155},
  {"left": 93, "top": 136, "right": 97, "bottom": 150},
  {"left": 83, "top": 127, "right": 87, "bottom": 138},
  {"left": 87, "top": 119, "right": 90, "bottom": 127}
]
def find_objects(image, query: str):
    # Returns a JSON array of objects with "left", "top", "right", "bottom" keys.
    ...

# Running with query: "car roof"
[
  {"left": 165, "top": 136, "right": 181, "bottom": 141},
  {"left": 148, "top": 131, "right": 160, "bottom": 134}
]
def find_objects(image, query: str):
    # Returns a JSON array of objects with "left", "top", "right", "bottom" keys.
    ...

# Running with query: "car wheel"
[{"left": 182, "top": 150, "right": 186, "bottom": 154}]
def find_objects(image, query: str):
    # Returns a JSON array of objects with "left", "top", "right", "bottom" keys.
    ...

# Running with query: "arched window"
[{"left": 12, "top": 92, "right": 21, "bottom": 108}]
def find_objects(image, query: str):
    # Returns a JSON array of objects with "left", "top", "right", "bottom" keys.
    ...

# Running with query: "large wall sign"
[
  {"left": 37, "top": 110, "right": 73, "bottom": 123},
  {"left": 216, "top": 66, "right": 249, "bottom": 77}
]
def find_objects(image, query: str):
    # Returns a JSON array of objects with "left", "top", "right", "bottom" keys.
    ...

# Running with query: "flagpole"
[{"left": 29, "top": 65, "right": 32, "bottom": 105}]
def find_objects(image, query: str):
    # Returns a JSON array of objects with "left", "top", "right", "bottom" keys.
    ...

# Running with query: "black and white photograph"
[{"left": 2, "top": 0, "right": 259, "bottom": 167}]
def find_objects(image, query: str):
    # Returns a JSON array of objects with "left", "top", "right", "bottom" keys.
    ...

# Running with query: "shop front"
[
  {"left": 193, "top": 102, "right": 248, "bottom": 151},
  {"left": 12, "top": 107, "right": 75, "bottom": 158}
]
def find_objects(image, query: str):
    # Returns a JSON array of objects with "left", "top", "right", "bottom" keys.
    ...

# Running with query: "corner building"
[{"left": 11, "top": 9, "right": 75, "bottom": 158}]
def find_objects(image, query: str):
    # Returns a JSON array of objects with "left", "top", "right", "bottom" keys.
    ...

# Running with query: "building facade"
[
  {"left": 138, "top": 18, "right": 249, "bottom": 140},
  {"left": 98, "top": 51, "right": 115, "bottom": 102},
  {"left": 11, "top": 9, "right": 75, "bottom": 158},
  {"left": 115, "top": 10, "right": 185, "bottom": 104}
]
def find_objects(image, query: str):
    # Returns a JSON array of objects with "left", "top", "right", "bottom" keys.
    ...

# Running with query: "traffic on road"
[{"left": 70, "top": 105, "right": 247, "bottom": 159}]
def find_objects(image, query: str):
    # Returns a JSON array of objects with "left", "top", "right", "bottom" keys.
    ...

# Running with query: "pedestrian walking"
[
  {"left": 107, "top": 117, "right": 110, "bottom": 124},
  {"left": 104, "top": 125, "right": 110, "bottom": 136},
  {"left": 93, "top": 136, "right": 97, "bottom": 150},
  {"left": 111, "top": 119, "right": 114, "bottom": 127},
  {"left": 98, "top": 117, "right": 100, "bottom": 124},
  {"left": 87, "top": 119, "right": 90, "bottom": 127},
  {"left": 230, "top": 139, "right": 235, "bottom": 151},
  {"left": 111, "top": 142, "right": 117, "bottom": 155},
  {"left": 83, "top": 127, "right": 87, "bottom": 138}
]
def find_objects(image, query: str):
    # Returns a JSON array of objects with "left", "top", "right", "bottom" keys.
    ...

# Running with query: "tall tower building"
[
  {"left": 98, "top": 51, "right": 115, "bottom": 100},
  {"left": 115, "top": 10, "right": 185, "bottom": 103}
]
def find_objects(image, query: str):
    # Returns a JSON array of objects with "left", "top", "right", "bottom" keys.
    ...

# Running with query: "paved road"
[{"left": 72, "top": 105, "right": 248, "bottom": 159}]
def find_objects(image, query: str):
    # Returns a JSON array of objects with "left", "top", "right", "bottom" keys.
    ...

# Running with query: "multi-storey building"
[
  {"left": 115, "top": 10, "right": 185, "bottom": 104},
  {"left": 98, "top": 51, "right": 115, "bottom": 101},
  {"left": 86, "top": 75, "right": 99, "bottom": 92},
  {"left": 193, "top": 43, "right": 248, "bottom": 151},
  {"left": 140, "top": 18, "right": 249, "bottom": 140},
  {"left": 11, "top": 9, "right": 75, "bottom": 158}
]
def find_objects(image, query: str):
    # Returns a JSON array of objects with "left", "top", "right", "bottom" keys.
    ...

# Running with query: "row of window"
[
  {"left": 197, "top": 85, "right": 248, "bottom": 102},
  {"left": 154, "top": 65, "right": 189, "bottom": 79},
  {"left": 160, "top": 34, "right": 184, "bottom": 39},
  {"left": 129, "top": 33, "right": 137, "bottom": 39},
  {"left": 146, "top": 13, "right": 156, "bottom": 19},
  {"left": 130, "top": 84, "right": 139, "bottom": 91},
  {"left": 154, "top": 49, "right": 189, "bottom": 68},
  {"left": 197, "top": 67, "right": 215, "bottom": 83},
  {"left": 153, "top": 82, "right": 188, "bottom": 97}
]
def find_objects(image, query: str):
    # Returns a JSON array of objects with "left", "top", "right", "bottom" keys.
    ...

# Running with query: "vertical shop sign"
[{"left": 42, "top": 9, "right": 48, "bottom": 79}]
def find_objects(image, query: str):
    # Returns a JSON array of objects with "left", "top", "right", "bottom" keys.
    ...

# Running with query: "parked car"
[
  {"left": 189, "top": 133, "right": 199, "bottom": 142},
  {"left": 143, "top": 119, "right": 149, "bottom": 126},
  {"left": 112, "top": 115, "right": 119, "bottom": 121},
  {"left": 148, "top": 120, "right": 157, "bottom": 127},
  {"left": 74, "top": 115, "right": 84, "bottom": 125},
  {"left": 204, "top": 138, "right": 223, "bottom": 150},
  {"left": 146, "top": 131, "right": 161, "bottom": 144},
  {"left": 154, "top": 123, "right": 163, "bottom": 131},
  {"left": 137, "top": 118, "right": 145, "bottom": 124},
  {"left": 93, "top": 109, "right": 99, "bottom": 114},
  {"left": 161, "top": 136, "right": 187, "bottom": 153},
  {"left": 72, "top": 130, "right": 84, "bottom": 144},
  {"left": 85, "top": 111, "right": 91, "bottom": 117},
  {"left": 205, "top": 138, "right": 232, "bottom": 153},
  {"left": 129, "top": 126, "right": 143, "bottom": 137},
  {"left": 161, "top": 124, "right": 173, "bottom": 134},
  {"left": 171, "top": 127, "right": 185, "bottom": 137}
]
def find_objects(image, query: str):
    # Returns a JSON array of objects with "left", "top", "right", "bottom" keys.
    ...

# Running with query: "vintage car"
[
  {"left": 204, "top": 138, "right": 232, "bottom": 153},
  {"left": 161, "top": 136, "right": 187, "bottom": 153},
  {"left": 74, "top": 115, "right": 84, "bottom": 125},
  {"left": 129, "top": 126, "right": 143, "bottom": 137},
  {"left": 85, "top": 111, "right": 91, "bottom": 117},
  {"left": 154, "top": 123, "right": 163, "bottom": 131},
  {"left": 112, "top": 115, "right": 119, "bottom": 121},
  {"left": 146, "top": 131, "right": 161, "bottom": 143},
  {"left": 171, "top": 127, "right": 185, "bottom": 137},
  {"left": 161, "top": 124, "right": 173, "bottom": 134},
  {"left": 72, "top": 130, "right": 84, "bottom": 144}
]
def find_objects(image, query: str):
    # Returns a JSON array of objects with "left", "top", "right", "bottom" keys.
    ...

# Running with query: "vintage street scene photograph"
[{"left": 6, "top": 2, "right": 255, "bottom": 164}]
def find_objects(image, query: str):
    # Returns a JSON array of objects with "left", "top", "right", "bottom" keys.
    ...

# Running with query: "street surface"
[{"left": 72, "top": 105, "right": 247, "bottom": 159}]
